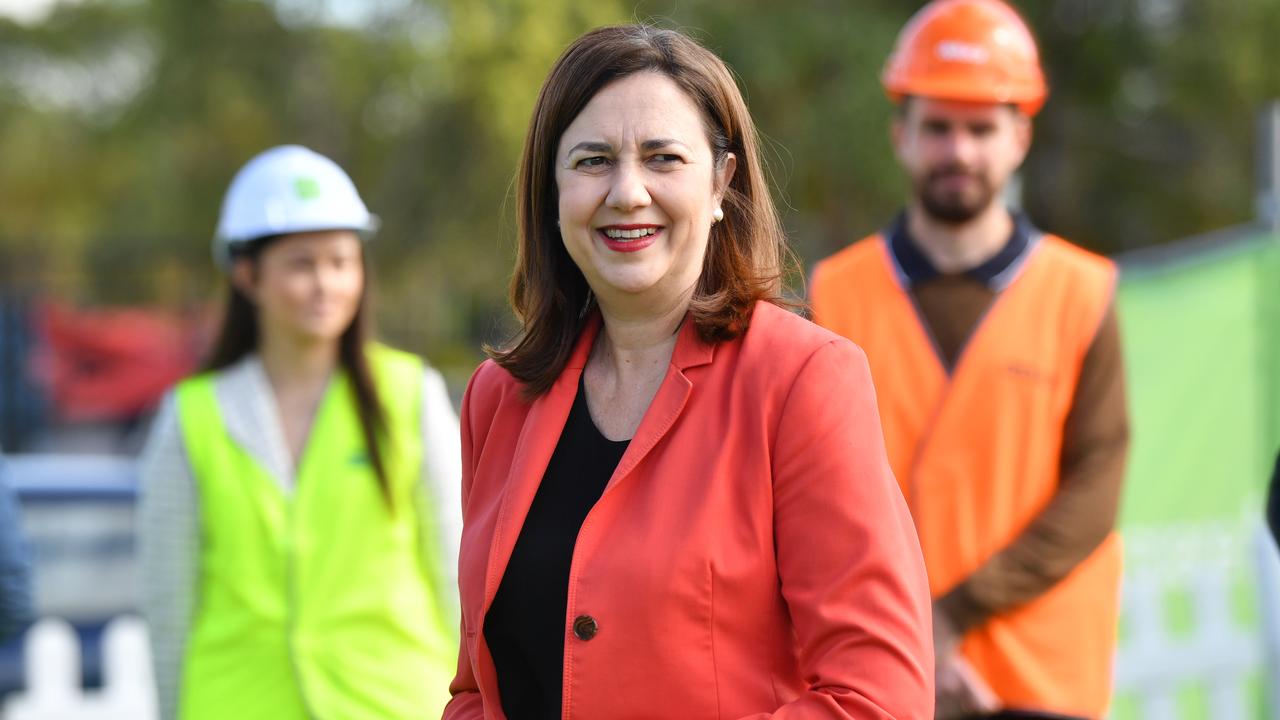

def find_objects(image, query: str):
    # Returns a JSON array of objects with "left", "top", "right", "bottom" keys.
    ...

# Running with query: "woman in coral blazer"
[{"left": 446, "top": 25, "right": 933, "bottom": 720}]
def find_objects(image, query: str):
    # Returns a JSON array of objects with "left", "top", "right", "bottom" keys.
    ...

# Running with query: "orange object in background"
[
  {"left": 32, "top": 303, "right": 208, "bottom": 422},
  {"left": 881, "top": 0, "right": 1047, "bottom": 116},
  {"left": 812, "top": 234, "right": 1120, "bottom": 718}
]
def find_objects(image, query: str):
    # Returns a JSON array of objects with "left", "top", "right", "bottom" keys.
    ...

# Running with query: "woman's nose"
[{"left": 605, "top": 160, "right": 652, "bottom": 213}]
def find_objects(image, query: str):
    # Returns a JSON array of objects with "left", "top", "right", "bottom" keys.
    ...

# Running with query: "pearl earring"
[{"left": 712, "top": 206, "right": 724, "bottom": 223}]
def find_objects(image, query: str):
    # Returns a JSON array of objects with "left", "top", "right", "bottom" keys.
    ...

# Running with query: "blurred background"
[{"left": 0, "top": 0, "right": 1278, "bottom": 718}]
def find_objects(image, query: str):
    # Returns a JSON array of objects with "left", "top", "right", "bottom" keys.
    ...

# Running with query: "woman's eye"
[
  {"left": 576, "top": 156, "right": 610, "bottom": 169},
  {"left": 646, "top": 154, "right": 684, "bottom": 169}
]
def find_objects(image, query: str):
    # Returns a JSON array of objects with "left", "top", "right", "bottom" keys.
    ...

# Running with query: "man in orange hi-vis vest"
[{"left": 810, "top": 1, "right": 1129, "bottom": 719}]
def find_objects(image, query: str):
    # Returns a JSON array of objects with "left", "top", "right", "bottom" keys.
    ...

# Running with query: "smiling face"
[
  {"left": 233, "top": 229, "right": 365, "bottom": 346},
  {"left": 555, "top": 71, "right": 736, "bottom": 310},
  {"left": 892, "top": 96, "right": 1031, "bottom": 224}
]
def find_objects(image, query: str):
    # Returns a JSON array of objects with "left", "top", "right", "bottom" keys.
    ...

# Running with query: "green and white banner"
[{"left": 1113, "top": 231, "right": 1280, "bottom": 719}]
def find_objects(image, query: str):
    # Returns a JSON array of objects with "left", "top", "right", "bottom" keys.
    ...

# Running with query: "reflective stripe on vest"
[
  {"left": 175, "top": 344, "right": 456, "bottom": 720},
  {"left": 812, "top": 234, "right": 1121, "bottom": 718}
]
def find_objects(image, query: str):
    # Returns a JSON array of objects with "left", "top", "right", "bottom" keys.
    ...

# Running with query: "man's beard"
[{"left": 915, "top": 165, "right": 997, "bottom": 225}]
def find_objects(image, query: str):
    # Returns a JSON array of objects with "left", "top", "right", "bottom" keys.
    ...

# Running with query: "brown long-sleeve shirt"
[{"left": 885, "top": 213, "right": 1130, "bottom": 634}]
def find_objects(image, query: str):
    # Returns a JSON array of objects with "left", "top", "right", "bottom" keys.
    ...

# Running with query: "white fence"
[
  {"left": 2, "top": 617, "right": 155, "bottom": 720},
  {"left": 1113, "top": 524, "right": 1280, "bottom": 719}
]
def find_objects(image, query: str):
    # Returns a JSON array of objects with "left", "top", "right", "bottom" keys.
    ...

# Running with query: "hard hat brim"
[
  {"left": 884, "top": 81, "right": 1045, "bottom": 116},
  {"left": 212, "top": 216, "right": 381, "bottom": 271}
]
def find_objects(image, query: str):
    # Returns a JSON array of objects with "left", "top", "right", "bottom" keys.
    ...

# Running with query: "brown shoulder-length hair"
[
  {"left": 489, "top": 24, "right": 793, "bottom": 397},
  {"left": 204, "top": 236, "right": 393, "bottom": 510}
]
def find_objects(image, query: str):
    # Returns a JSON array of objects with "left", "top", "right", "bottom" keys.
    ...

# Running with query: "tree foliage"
[{"left": 0, "top": 0, "right": 1276, "bottom": 369}]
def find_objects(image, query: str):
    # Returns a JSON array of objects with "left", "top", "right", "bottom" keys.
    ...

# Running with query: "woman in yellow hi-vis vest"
[{"left": 139, "top": 145, "right": 460, "bottom": 720}]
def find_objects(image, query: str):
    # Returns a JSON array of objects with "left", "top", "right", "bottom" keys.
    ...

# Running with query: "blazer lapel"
[
  {"left": 476, "top": 312, "right": 715, "bottom": 612},
  {"left": 480, "top": 315, "right": 601, "bottom": 616}
]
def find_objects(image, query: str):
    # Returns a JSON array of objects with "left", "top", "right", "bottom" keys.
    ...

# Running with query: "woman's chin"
[
  {"left": 289, "top": 321, "right": 350, "bottom": 345},
  {"left": 590, "top": 268, "right": 667, "bottom": 299}
]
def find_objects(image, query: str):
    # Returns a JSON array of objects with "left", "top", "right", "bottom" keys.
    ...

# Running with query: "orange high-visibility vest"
[{"left": 811, "top": 232, "right": 1121, "bottom": 718}]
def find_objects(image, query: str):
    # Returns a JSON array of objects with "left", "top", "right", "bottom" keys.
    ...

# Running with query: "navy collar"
[{"left": 886, "top": 211, "right": 1040, "bottom": 290}]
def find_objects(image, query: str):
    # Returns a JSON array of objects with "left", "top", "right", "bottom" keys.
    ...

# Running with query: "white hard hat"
[{"left": 213, "top": 145, "right": 380, "bottom": 268}]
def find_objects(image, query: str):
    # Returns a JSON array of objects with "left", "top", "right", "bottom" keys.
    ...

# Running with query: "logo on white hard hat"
[
  {"left": 935, "top": 40, "right": 990, "bottom": 65},
  {"left": 293, "top": 176, "right": 321, "bottom": 200}
]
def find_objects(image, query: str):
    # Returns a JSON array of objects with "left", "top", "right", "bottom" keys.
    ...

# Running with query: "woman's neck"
[
  {"left": 258, "top": 332, "right": 339, "bottom": 393},
  {"left": 592, "top": 290, "right": 690, "bottom": 381},
  {"left": 582, "top": 291, "right": 689, "bottom": 442}
]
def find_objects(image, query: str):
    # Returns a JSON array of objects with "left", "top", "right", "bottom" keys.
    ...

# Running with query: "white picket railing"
[
  {"left": 1257, "top": 525, "right": 1280, "bottom": 718},
  {"left": 1113, "top": 523, "right": 1280, "bottom": 719},
  {"left": 2, "top": 616, "right": 156, "bottom": 720}
]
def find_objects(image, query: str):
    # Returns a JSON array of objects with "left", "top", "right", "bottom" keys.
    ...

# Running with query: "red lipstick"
[{"left": 597, "top": 224, "right": 663, "bottom": 253}]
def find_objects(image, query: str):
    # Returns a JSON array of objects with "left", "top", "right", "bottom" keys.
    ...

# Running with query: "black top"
[{"left": 483, "top": 377, "right": 629, "bottom": 720}]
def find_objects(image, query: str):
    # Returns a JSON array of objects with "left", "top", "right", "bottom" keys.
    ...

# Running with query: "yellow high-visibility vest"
[{"left": 175, "top": 344, "right": 456, "bottom": 719}]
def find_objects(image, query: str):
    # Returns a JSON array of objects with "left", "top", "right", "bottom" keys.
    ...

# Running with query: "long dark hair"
[
  {"left": 489, "top": 24, "right": 793, "bottom": 397},
  {"left": 204, "top": 236, "right": 392, "bottom": 509}
]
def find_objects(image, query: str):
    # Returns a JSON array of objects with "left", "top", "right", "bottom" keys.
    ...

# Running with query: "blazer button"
[{"left": 572, "top": 615, "right": 599, "bottom": 641}]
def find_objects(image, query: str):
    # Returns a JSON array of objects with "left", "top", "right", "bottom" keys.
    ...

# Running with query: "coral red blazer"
[{"left": 445, "top": 302, "right": 933, "bottom": 719}]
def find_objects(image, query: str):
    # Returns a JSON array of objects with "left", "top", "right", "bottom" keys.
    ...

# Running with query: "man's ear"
[
  {"left": 1012, "top": 110, "right": 1033, "bottom": 166},
  {"left": 890, "top": 114, "right": 908, "bottom": 164}
]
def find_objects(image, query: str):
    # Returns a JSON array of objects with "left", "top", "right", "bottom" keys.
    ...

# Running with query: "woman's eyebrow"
[
  {"left": 565, "top": 139, "right": 690, "bottom": 154},
  {"left": 641, "top": 138, "right": 685, "bottom": 151},
  {"left": 566, "top": 141, "right": 614, "bottom": 154}
]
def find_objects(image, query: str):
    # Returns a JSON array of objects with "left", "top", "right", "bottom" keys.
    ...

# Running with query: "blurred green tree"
[{"left": 0, "top": 0, "right": 1276, "bottom": 373}]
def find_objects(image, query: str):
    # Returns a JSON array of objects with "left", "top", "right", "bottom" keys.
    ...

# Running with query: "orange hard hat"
[{"left": 882, "top": 0, "right": 1047, "bottom": 116}]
